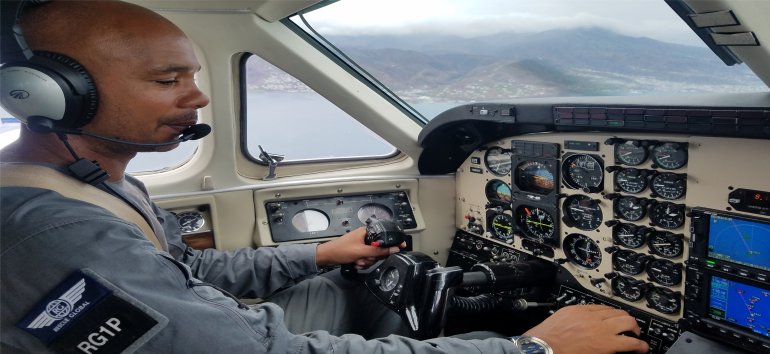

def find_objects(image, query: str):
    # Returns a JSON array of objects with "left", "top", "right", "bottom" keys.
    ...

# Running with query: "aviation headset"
[{"left": 0, "top": 0, "right": 99, "bottom": 130}]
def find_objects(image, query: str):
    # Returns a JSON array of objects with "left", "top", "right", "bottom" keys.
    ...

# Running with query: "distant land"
[{"left": 246, "top": 28, "right": 767, "bottom": 102}]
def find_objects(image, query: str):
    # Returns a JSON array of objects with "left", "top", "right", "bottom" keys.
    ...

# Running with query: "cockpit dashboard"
[{"left": 421, "top": 100, "right": 770, "bottom": 353}]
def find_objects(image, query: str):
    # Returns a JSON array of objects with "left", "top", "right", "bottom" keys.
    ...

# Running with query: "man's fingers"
[
  {"left": 595, "top": 308, "right": 634, "bottom": 321},
  {"left": 567, "top": 304, "right": 615, "bottom": 312},
  {"left": 603, "top": 316, "right": 641, "bottom": 336},
  {"left": 613, "top": 334, "right": 650, "bottom": 354}
]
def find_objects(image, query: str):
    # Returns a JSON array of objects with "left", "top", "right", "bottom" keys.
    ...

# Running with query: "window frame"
[
  {"left": 238, "top": 53, "right": 401, "bottom": 166},
  {"left": 283, "top": 13, "right": 429, "bottom": 125}
]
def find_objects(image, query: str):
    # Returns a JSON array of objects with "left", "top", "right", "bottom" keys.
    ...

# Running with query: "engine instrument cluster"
[{"left": 265, "top": 191, "right": 417, "bottom": 242}]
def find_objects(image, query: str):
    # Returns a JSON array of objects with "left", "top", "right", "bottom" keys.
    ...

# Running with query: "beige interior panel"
[
  {"left": 413, "top": 177, "right": 457, "bottom": 264},
  {"left": 155, "top": 190, "right": 255, "bottom": 251}
]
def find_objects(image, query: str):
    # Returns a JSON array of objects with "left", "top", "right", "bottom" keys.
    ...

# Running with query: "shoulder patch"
[{"left": 17, "top": 269, "right": 168, "bottom": 353}]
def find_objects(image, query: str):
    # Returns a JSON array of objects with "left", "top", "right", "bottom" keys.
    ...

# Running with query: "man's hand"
[
  {"left": 315, "top": 227, "right": 405, "bottom": 268},
  {"left": 524, "top": 304, "right": 650, "bottom": 354}
]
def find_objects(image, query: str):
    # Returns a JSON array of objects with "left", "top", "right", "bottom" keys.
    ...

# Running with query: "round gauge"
[
  {"left": 484, "top": 146, "right": 512, "bottom": 176},
  {"left": 563, "top": 233, "right": 602, "bottom": 269},
  {"left": 615, "top": 141, "right": 648, "bottom": 166},
  {"left": 612, "top": 249, "right": 650, "bottom": 275},
  {"left": 176, "top": 211, "right": 205, "bottom": 233},
  {"left": 612, "top": 275, "right": 648, "bottom": 302},
  {"left": 562, "top": 154, "right": 604, "bottom": 192},
  {"left": 614, "top": 168, "right": 649, "bottom": 194},
  {"left": 647, "top": 259, "right": 683, "bottom": 286},
  {"left": 516, "top": 205, "right": 556, "bottom": 242},
  {"left": 652, "top": 142, "right": 688, "bottom": 170},
  {"left": 485, "top": 180, "right": 513, "bottom": 204},
  {"left": 563, "top": 195, "right": 603, "bottom": 230},
  {"left": 613, "top": 196, "right": 648, "bottom": 222},
  {"left": 357, "top": 203, "right": 393, "bottom": 223},
  {"left": 379, "top": 267, "right": 400, "bottom": 292},
  {"left": 490, "top": 213, "right": 514, "bottom": 241},
  {"left": 651, "top": 173, "right": 686, "bottom": 200},
  {"left": 514, "top": 161, "right": 555, "bottom": 195},
  {"left": 649, "top": 202, "right": 686, "bottom": 229},
  {"left": 647, "top": 231, "right": 684, "bottom": 258},
  {"left": 612, "top": 223, "right": 647, "bottom": 249},
  {"left": 645, "top": 286, "right": 681, "bottom": 314},
  {"left": 291, "top": 209, "right": 330, "bottom": 232}
]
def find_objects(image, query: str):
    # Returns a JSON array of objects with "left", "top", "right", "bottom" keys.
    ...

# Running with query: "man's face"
[{"left": 81, "top": 26, "right": 210, "bottom": 153}]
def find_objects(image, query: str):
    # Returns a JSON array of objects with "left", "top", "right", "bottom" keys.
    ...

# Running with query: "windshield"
[{"left": 295, "top": 0, "right": 767, "bottom": 121}]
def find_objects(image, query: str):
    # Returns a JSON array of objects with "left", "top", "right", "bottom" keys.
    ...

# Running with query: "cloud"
[{"left": 303, "top": 0, "right": 703, "bottom": 46}]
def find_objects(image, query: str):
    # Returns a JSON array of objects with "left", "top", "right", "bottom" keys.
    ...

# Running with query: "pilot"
[{"left": 0, "top": 1, "right": 650, "bottom": 353}]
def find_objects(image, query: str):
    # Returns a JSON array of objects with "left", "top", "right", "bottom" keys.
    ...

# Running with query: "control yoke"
[
  {"left": 364, "top": 252, "right": 556, "bottom": 339},
  {"left": 348, "top": 218, "right": 557, "bottom": 339}
]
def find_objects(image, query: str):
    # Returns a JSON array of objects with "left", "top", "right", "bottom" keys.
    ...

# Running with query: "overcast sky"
[{"left": 305, "top": 0, "right": 703, "bottom": 46}]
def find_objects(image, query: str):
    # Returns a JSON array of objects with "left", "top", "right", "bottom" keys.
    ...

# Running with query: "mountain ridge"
[{"left": 247, "top": 28, "right": 766, "bottom": 101}]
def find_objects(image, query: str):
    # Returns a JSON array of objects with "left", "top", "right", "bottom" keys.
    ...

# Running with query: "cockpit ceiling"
[{"left": 128, "top": 0, "right": 321, "bottom": 22}]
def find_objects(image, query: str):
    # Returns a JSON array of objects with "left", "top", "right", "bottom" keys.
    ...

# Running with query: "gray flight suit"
[{"left": 1, "top": 164, "right": 519, "bottom": 353}]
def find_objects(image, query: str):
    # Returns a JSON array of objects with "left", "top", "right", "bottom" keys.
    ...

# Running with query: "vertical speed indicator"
[{"left": 562, "top": 154, "right": 604, "bottom": 193}]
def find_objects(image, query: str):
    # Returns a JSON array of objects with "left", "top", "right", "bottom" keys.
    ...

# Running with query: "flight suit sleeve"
[
  {"left": 1, "top": 211, "right": 520, "bottom": 354},
  {"left": 159, "top": 207, "right": 320, "bottom": 298}
]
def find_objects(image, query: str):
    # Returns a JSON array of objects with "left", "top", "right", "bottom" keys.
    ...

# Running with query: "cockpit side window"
[{"left": 240, "top": 54, "right": 397, "bottom": 164}]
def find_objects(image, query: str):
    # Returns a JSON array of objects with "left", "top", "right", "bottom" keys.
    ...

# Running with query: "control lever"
[
  {"left": 512, "top": 299, "right": 555, "bottom": 311},
  {"left": 364, "top": 217, "right": 407, "bottom": 247},
  {"left": 341, "top": 218, "right": 407, "bottom": 279}
]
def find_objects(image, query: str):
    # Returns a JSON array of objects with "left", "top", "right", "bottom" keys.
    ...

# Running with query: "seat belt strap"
[{"left": 0, "top": 164, "right": 164, "bottom": 251}]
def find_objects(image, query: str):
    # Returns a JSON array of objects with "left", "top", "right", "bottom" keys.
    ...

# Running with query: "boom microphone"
[{"left": 26, "top": 116, "right": 211, "bottom": 147}]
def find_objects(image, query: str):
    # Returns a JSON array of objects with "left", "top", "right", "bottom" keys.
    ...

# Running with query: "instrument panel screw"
[
  {"left": 337, "top": 188, "right": 344, "bottom": 193},
  {"left": 274, "top": 193, "right": 281, "bottom": 198}
]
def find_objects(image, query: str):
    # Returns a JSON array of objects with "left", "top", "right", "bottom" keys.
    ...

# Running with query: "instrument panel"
[
  {"left": 455, "top": 132, "right": 770, "bottom": 324},
  {"left": 266, "top": 191, "right": 417, "bottom": 242}
]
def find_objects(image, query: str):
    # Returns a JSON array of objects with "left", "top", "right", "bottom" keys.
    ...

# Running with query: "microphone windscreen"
[
  {"left": 182, "top": 124, "right": 211, "bottom": 140},
  {"left": 26, "top": 116, "right": 57, "bottom": 134}
]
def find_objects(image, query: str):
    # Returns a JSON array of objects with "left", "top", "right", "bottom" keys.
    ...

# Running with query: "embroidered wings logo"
[{"left": 26, "top": 279, "right": 86, "bottom": 329}]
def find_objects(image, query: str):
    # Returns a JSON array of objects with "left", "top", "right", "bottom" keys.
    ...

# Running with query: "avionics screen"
[
  {"left": 708, "top": 276, "right": 770, "bottom": 339},
  {"left": 707, "top": 214, "right": 770, "bottom": 272}
]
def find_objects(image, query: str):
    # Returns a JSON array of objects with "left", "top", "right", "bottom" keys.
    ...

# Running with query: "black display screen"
[
  {"left": 729, "top": 189, "right": 770, "bottom": 216},
  {"left": 746, "top": 190, "right": 770, "bottom": 209}
]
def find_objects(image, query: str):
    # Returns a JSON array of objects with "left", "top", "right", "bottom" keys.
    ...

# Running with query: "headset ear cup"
[{"left": 31, "top": 51, "right": 99, "bottom": 129}]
